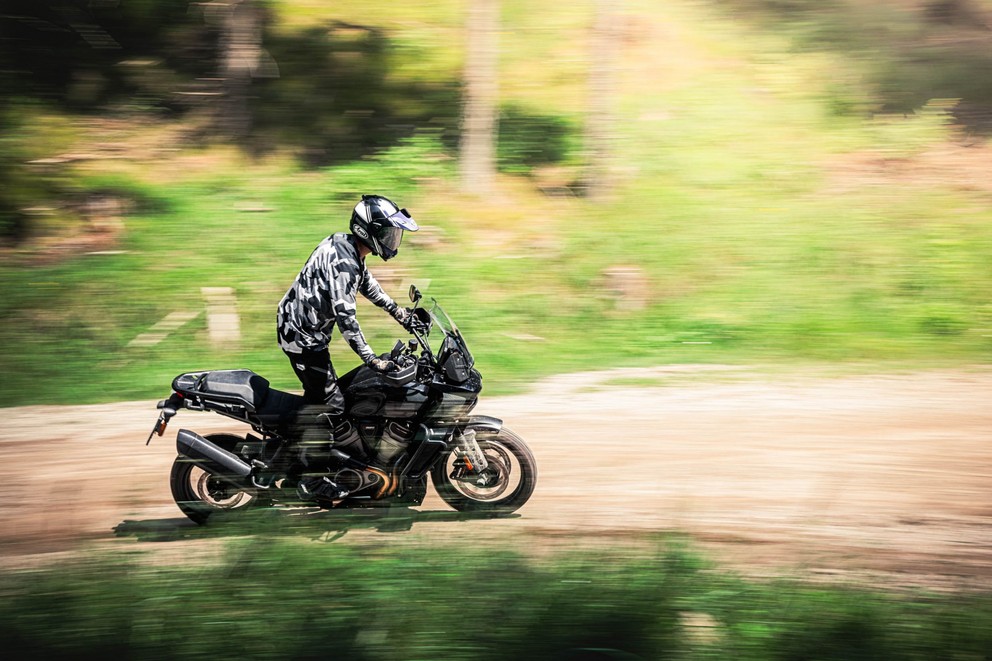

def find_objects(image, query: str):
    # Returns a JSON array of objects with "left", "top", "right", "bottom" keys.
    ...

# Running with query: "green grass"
[
  {"left": 2, "top": 532, "right": 991, "bottom": 659},
  {"left": 2, "top": 0, "right": 992, "bottom": 407}
]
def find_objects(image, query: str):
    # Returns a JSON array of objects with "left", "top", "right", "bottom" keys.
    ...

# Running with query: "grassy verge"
[{"left": 2, "top": 533, "right": 991, "bottom": 659}]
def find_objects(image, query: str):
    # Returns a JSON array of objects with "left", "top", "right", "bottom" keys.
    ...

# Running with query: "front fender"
[{"left": 458, "top": 415, "right": 503, "bottom": 433}]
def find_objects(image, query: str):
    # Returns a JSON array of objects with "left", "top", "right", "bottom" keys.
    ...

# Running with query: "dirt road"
[{"left": 2, "top": 366, "right": 991, "bottom": 586}]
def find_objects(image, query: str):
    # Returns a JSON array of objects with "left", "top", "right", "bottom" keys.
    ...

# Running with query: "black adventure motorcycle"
[{"left": 147, "top": 286, "right": 537, "bottom": 523}]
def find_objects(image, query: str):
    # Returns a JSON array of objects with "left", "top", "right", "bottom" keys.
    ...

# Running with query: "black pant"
[{"left": 284, "top": 347, "right": 346, "bottom": 415}]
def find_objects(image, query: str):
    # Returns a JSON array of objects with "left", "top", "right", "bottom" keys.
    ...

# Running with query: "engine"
[
  {"left": 330, "top": 419, "right": 366, "bottom": 458},
  {"left": 325, "top": 418, "right": 418, "bottom": 499},
  {"left": 333, "top": 418, "right": 418, "bottom": 464},
  {"left": 374, "top": 420, "right": 417, "bottom": 463}
]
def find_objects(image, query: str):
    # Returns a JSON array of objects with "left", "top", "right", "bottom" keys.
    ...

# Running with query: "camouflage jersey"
[{"left": 277, "top": 233, "right": 401, "bottom": 362}]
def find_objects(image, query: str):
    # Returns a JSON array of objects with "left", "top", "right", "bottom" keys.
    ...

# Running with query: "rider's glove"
[
  {"left": 395, "top": 307, "right": 425, "bottom": 334},
  {"left": 394, "top": 307, "right": 415, "bottom": 331},
  {"left": 368, "top": 357, "right": 399, "bottom": 373}
]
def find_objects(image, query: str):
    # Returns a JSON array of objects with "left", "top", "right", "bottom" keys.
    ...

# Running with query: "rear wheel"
[
  {"left": 170, "top": 433, "right": 260, "bottom": 524},
  {"left": 430, "top": 427, "right": 537, "bottom": 515}
]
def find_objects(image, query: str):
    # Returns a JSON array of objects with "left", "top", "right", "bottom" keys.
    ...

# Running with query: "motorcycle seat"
[
  {"left": 173, "top": 368, "right": 324, "bottom": 428},
  {"left": 199, "top": 369, "right": 269, "bottom": 410},
  {"left": 197, "top": 370, "right": 312, "bottom": 422},
  {"left": 173, "top": 369, "right": 271, "bottom": 412}
]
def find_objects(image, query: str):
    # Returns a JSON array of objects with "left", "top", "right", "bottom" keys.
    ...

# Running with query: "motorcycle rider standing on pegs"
[{"left": 276, "top": 194, "right": 420, "bottom": 498}]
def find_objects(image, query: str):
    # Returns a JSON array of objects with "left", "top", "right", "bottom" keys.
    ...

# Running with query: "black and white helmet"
[{"left": 350, "top": 194, "right": 419, "bottom": 261}]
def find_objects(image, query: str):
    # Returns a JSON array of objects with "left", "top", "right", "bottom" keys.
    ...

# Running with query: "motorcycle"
[{"left": 146, "top": 285, "right": 537, "bottom": 524}]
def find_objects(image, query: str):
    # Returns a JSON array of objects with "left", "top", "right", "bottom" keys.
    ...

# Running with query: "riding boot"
[
  {"left": 296, "top": 408, "right": 348, "bottom": 501},
  {"left": 295, "top": 406, "right": 336, "bottom": 465}
]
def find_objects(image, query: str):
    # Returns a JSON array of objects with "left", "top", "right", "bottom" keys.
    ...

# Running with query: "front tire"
[
  {"left": 170, "top": 433, "right": 260, "bottom": 524},
  {"left": 430, "top": 427, "right": 537, "bottom": 515}
]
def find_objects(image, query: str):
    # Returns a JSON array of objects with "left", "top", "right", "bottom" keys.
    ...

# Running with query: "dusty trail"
[{"left": 2, "top": 366, "right": 991, "bottom": 586}]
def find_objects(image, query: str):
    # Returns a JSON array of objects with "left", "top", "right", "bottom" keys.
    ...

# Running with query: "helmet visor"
[{"left": 374, "top": 225, "right": 405, "bottom": 254}]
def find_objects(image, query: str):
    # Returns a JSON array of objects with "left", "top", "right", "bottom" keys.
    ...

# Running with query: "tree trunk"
[
  {"left": 216, "top": 0, "right": 263, "bottom": 140},
  {"left": 582, "top": 0, "right": 621, "bottom": 200},
  {"left": 460, "top": 0, "right": 500, "bottom": 194}
]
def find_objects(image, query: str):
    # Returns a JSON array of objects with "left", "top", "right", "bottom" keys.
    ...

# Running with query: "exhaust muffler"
[{"left": 176, "top": 429, "right": 253, "bottom": 484}]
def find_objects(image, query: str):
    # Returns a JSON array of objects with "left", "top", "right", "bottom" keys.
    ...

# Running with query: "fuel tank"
[{"left": 343, "top": 365, "right": 429, "bottom": 419}]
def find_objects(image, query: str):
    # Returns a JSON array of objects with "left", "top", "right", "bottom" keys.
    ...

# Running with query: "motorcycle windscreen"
[{"left": 431, "top": 302, "right": 473, "bottom": 368}]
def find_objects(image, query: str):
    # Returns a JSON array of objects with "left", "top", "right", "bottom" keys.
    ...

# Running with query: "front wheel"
[
  {"left": 431, "top": 427, "right": 537, "bottom": 515},
  {"left": 170, "top": 433, "right": 261, "bottom": 524}
]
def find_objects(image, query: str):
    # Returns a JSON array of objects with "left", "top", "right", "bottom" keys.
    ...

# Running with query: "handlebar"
[{"left": 387, "top": 339, "right": 419, "bottom": 369}]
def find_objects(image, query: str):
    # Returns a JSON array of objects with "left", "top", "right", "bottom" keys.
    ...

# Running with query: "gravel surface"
[{"left": 2, "top": 366, "right": 991, "bottom": 587}]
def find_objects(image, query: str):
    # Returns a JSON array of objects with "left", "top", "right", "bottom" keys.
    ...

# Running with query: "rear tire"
[
  {"left": 170, "top": 433, "right": 260, "bottom": 524},
  {"left": 430, "top": 427, "right": 537, "bottom": 515}
]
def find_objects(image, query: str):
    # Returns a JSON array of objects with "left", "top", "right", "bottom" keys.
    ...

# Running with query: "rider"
[{"left": 277, "top": 194, "right": 420, "bottom": 412}]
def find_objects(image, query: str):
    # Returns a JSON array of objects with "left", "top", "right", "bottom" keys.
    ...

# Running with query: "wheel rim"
[
  {"left": 444, "top": 438, "right": 521, "bottom": 502},
  {"left": 189, "top": 465, "right": 253, "bottom": 509}
]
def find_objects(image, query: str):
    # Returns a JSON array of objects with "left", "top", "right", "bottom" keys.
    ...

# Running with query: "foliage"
[
  {"left": 0, "top": 0, "right": 213, "bottom": 110},
  {"left": 0, "top": 535, "right": 991, "bottom": 659},
  {"left": 496, "top": 105, "right": 580, "bottom": 175},
  {"left": 0, "top": 103, "right": 77, "bottom": 241},
  {"left": 251, "top": 22, "right": 462, "bottom": 165},
  {"left": 712, "top": 0, "right": 992, "bottom": 130}
]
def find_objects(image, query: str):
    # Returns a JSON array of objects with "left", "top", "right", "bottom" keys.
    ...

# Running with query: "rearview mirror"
[{"left": 409, "top": 285, "right": 422, "bottom": 304}]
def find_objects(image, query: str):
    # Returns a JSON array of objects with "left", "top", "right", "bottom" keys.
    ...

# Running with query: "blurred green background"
[
  {"left": 2, "top": 0, "right": 992, "bottom": 407},
  {"left": 4, "top": 3, "right": 992, "bottom": 658}
]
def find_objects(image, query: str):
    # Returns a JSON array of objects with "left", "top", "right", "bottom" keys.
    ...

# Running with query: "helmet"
[{"left": 350, "top": 195, "right": 419, "bottom": 260}]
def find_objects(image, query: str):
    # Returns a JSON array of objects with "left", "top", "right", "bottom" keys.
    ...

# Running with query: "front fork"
[{"left": 452, "top": 427, "right": 489, "bottom": 473}]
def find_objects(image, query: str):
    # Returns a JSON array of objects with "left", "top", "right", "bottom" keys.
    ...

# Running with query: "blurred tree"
[
  {"left": 0, "top": 0, "right": 212, "bottom": 109},
  {"left": 251, "top": 22, "right": 460, "bottom": 165},
  {"left": 0, "top": 0, "right": 211, "bottom": 242},
  {"left": 0, "top": 0, "right": 464, "bottom": 239},
  {"left": 581, "top": 0, "right": 621, "bottom": 200},
  {"left": 214, "top": 0, "right": 277, "bottom": 140},
  {"left": 460, "top": 0, "right": 500, "bottom": 194}
]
